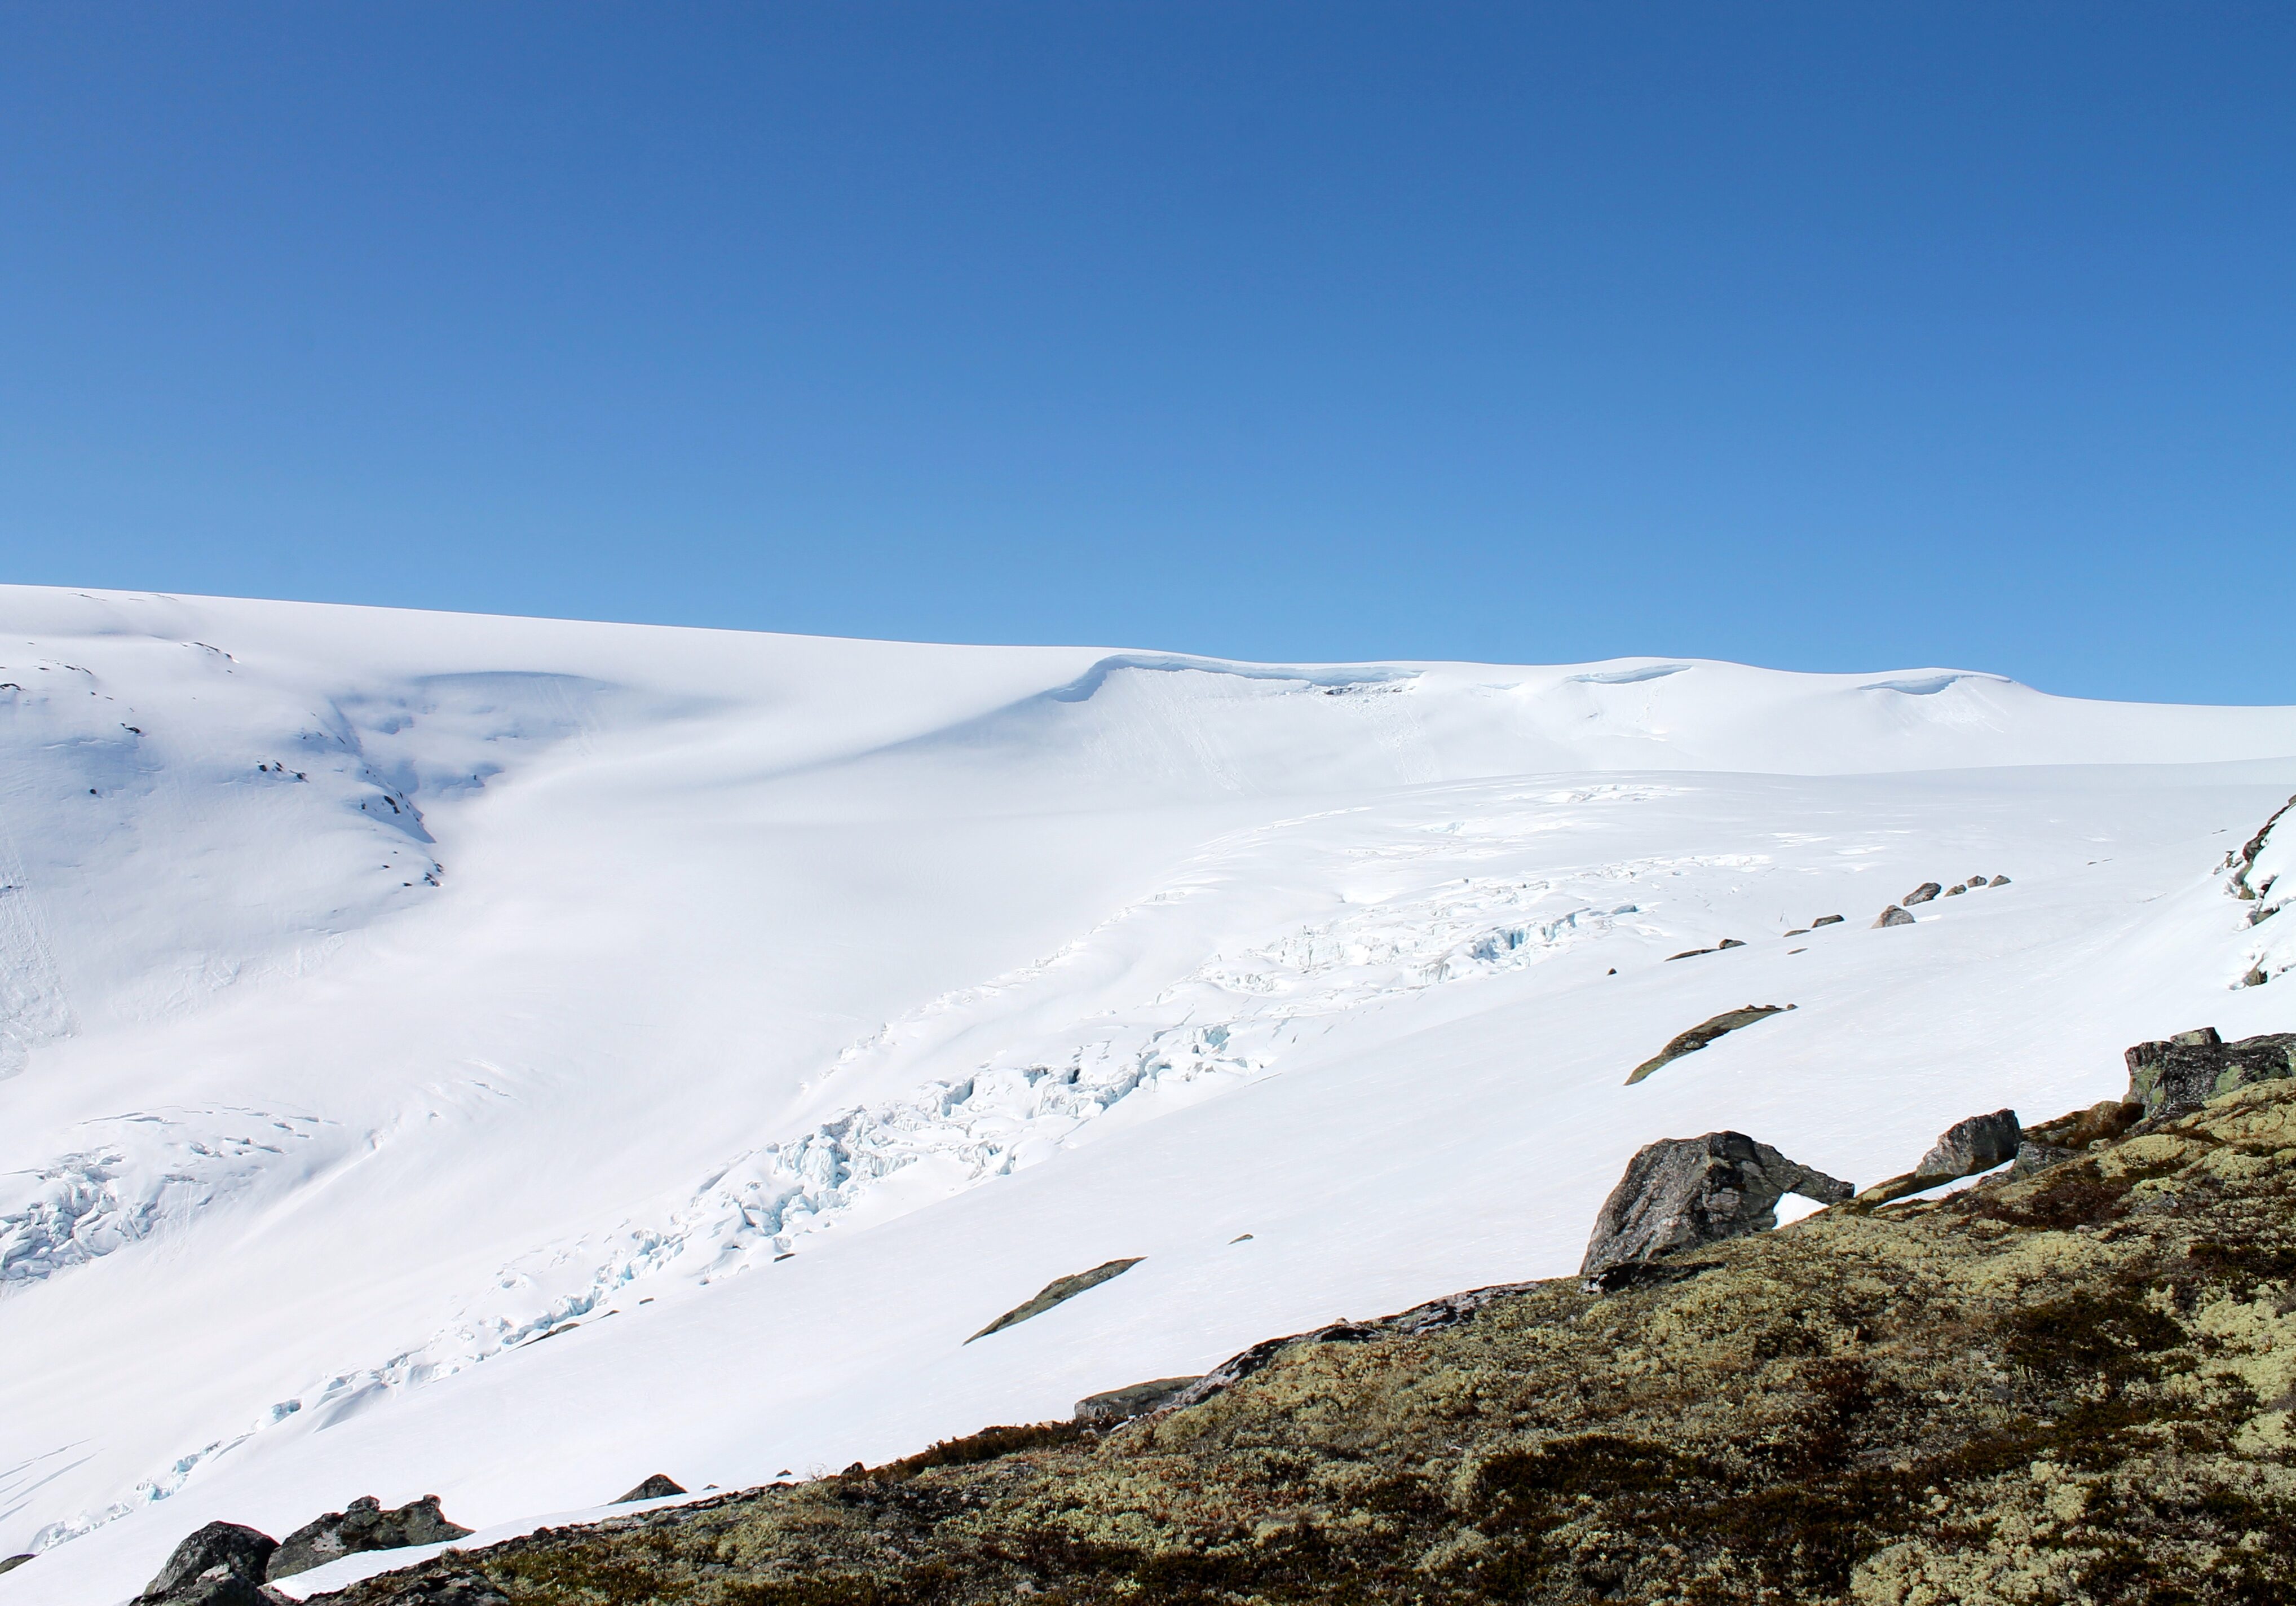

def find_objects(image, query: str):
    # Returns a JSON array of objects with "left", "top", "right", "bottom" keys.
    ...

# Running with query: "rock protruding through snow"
[
  {"left": 1854, "top": 1109, "right": 2023, "bottom": 1206},
  {"left": 1623, "top": 1004, "right": 1794, "bottom": 1085},
  {"left": 266, "top": 1497, "right": 470, "bottom": 1583},
  {"left": 966, "top": 1258, "right": 1142, "bottom": 1343},
  {"left": 612, "top": 1475, "right": 687, "bottom": 1504},
  {"left": 1578, "top": 1133, "right": 1852, "bottom": 1291},
  {"left": 1914, "top": 1110, "right": 2023, "bottom": 1179},
  {"left": 136, "top": 1521, "right": 275, "bottom": 1605}
]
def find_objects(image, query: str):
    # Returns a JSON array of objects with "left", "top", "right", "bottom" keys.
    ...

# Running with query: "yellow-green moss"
[{"left": 317, "top": 1083, "right": 2296, "bottom": 1606}]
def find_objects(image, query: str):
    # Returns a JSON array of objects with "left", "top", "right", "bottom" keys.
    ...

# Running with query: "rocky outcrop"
[
  {"left": 1624, "top": 1004, "right": 1793, "bottom": 1084},
  {"left": 1902, "top": 881, "right": 1942, "bottom": 905},
  {"left": 2125, "top": 1027, "right": 2296, "bottom": 1119},
  {"left": 1873, "top": 905, "right": 1914, "bottom": 928},
  {"left": 1856, "top": 1109, "right": 2023, "bottom": 1205},
  {"left": 138, "top": 1521, "right": 279, "bottom": 1605},
  {"left": 1578, "top": 1132, "right": 1852, "bottom": 1289},
  {"left": 1074, "top": 1377, "right": 1200, "bottom": 1426},
  {"left": 2228, "top": 793, "right": 2293, "bottom": 902},
  {"left": 1913, "top": 1108, "right": 2020, "bottom": 1177},
  {"left": 966, "top": 1258, "right": 1142, "bottom": 1342},
  {"left": 267, "top": 1497, "right": 471, "bottom": 1582},
  {"left": 302, "top": 1078, "right": 2296, "bottom": 1606},
  {"left": 613, "top": 1475, "right": 687, "bottom": 1503}
]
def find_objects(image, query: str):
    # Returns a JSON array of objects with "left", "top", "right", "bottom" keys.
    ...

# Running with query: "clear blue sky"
[{"left": 3, "top": 5, "right": 2290, "bottom": 701}]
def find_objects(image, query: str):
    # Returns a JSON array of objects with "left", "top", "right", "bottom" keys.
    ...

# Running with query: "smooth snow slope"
[{"left": 1, "top": 586, "right": 2291, "bottom": 1604}]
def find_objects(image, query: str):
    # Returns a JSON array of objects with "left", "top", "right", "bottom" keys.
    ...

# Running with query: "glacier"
[{"left": 0, "top": 584, "right": 2291, "bottom": 1605}]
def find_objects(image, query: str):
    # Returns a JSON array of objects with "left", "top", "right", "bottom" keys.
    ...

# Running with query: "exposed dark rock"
[
  {"left": 1624, "top": 1003, "right": 1794, "bottom": 1085},
  {"left": 142, "top": 1522, "right": 277, "bottom": 1602},
  {"left": 2125, "top": 1027, "right": 2296, "bottom": 1118},
  {"left": 1716, "top": 937, "right": 1746, "bottom": 950},
  {"left": 1783, "top": 928, "right": 1808, "bottom": 937},
  {"left": 0, "top": 1555, "right": 31, "bottom": 1576},
  {"left": 1578, "top": 1132, "right": 1852, "bottom": 1287},
  {"left": 612, "top": 1474, "right": 687, "bottom": 1503},
  {"left": 1074, "top": 1376, "right": 1200, "bottom": 1426},
  {"left": 1989, "top": 874, "right": 2010, "bottom": 885},
  {"left": 1855, "top": 1109, "right": 2026, "bottom": 1205},
  {"left": 966, "top": 1258, "right": 1142, "bottom": 1342},
  {"left": 1810, "top": 914, "right": 1845, "bottom": 926},
  {"left": 1914, "top": 1108, "right": 2021, "bottom": 1178},
  {"left": 297, "top": 1081, "right": 2296, "bottom": 1606},
  {"left": 1942, "top": 883, "right": 1966, "bottom": 896},
  {"left": 1903, "top": 881, "right": 1942, "bottom": 905},
  {"left": 1665, "top": 938, "right": 1745, "bottom": 961},
  {"left": 2229, "top": 793, "right": 2294, "bottom": 900},
  {"left": 268, "top": 1497, "right": 471, "bottom": 1582},
  {"left": 1873, "top": 905, "right": 1914, "bottom": 928}
]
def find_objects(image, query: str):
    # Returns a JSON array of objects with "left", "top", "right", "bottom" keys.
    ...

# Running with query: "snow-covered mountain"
[{"left": 2, "top": 585, "right": 2291, "bottom": 1605}]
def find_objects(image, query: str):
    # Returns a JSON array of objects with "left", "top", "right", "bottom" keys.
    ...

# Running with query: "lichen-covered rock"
[
  {"left": 268, "top": 1497, "right": 470, "bottom": 1582},
  {"left": 1578, "top": 1131, "right": 1852, "bottom": 1287},
  {"left": 1903, "top": 881, "right": 1942, "bottom": 905},
  {"left": 141, "top": 1521, "right": 277, "bottom": 1603},
  {"left": 2124, "top": 1026, "right": 2296, "bottom": 1118},
  {"left": 302, "top": 1079, "right": 2296, "bottom": 1606},
  {"left": 1873, "top": 904, "right": 1914, "bottom": 928}
]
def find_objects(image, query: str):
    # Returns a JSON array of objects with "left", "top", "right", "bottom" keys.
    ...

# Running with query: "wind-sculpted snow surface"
[{"left": 3, "top": 586, "right": 2295, "bottom": 1606}]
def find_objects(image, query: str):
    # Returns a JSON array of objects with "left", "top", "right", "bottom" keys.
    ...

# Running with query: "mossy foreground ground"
[{"left": 318, "top": 1083, "right": 2296, "bottom": 1606}]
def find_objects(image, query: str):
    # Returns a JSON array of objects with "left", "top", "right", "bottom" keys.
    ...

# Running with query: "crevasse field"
[{"left": 2, "top": 586, "right": 2291, "bottom": 1605}]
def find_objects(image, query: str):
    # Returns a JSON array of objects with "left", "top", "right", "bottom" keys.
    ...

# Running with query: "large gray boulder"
[
  {"left": 1873, "top": 905, "right": 1915, "bottom": 928},
  {"left": 1579, "top": 1132, "right": 1852, "bottom": 1290},
  {"left": 267, "top": 1495, "right": 470, "bottom": 1582},
  {"left": 1903, "top": 882, "right": 1943, "bottom": 906},
  {"left": 613, "top": 1474, "right": 687, "bottom": 1504},
  {"left": 1914, "top": 1109, "right": 2021, "bottom": 1179},
  {"left": 2125, "top": 1028, "right": 2296, "bottom": 1119},
  {"left": 140, "top": 1523, "right": 278, "bottom": 1604}
]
